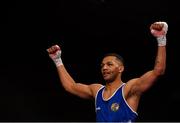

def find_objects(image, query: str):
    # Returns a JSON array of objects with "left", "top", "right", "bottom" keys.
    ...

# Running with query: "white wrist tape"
[
  {"left": 52, "top": 50, "right": 63, "bottom": 67},
  {"left": 157, "top": 35, "right": 166, "bottom": 46},
  {"left": 155, "top": 21, "right": 168, "bottom": 46}
]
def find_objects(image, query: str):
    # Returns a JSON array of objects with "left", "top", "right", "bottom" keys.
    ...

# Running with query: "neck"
[{"left": 105, "top": 80, "right": 123, "bottom": 91}]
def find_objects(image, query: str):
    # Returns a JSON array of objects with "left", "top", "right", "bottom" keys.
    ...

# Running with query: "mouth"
[{"left": 103, "top": 72, "right": 110, "bottom": 78}]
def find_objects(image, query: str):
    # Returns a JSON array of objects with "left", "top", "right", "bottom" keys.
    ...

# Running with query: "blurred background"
[{"left": 1, "top": 0, "right": 180, "bottom": 121}]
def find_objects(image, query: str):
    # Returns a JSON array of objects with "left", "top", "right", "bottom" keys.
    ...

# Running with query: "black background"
[{"left": 1, "top": 0, "right": 180, "bottom": 121}]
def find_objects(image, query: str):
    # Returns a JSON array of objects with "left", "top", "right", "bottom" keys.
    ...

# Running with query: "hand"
[
  {"left": 150, "top": 21, "right": 168, "bottom": 46},
  {"left": 47, "top": 45, "right": 63, "bottom": 67},
  {"left": 150, "top": 21, "right": 168, "bottom": 37}
]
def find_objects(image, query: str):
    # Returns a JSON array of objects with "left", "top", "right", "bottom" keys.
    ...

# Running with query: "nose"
[{"left": 102, "top": 64, "right": 108, "bottom": 71}]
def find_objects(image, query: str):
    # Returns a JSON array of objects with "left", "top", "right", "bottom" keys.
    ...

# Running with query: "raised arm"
[
  {"left": 47, "top": 45, "right": 102, "bottom": 99},
  {"left": 126, "top": 21, "right": 168, "bottom": 95}
]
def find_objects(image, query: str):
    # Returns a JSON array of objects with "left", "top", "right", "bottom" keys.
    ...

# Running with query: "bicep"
[
  {"left": 130, "top": 70, "right": 159, "bottom": 94},
  {"left": 124, "top": 70, "right": 159, "bottom": 111},
  {"left": 71, "top": 83, "right": 102, "bottom": 99}
]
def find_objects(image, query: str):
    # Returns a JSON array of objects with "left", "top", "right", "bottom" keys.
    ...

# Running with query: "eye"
[{"left": 107, "top": 63, "right": 113, "bottom": 66}]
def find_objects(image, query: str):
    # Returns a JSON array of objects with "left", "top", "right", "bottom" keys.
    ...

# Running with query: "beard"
[
  {"left": 105, "top": 78, "right": 114, "bottom": 83},
  {"left": 103, "top": 73, "right": 117, "bottom": 83}
]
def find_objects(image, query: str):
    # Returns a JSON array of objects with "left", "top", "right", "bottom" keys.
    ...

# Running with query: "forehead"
[{"left": 102, "top": 56, "right": 117, "bottom": 63}]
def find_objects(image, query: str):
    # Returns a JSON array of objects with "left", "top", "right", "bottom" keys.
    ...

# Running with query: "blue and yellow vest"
[{"left": 95, "top": 83, "right": 138, "bottom": 122}]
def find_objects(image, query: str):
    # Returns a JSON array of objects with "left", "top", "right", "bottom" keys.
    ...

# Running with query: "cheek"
[
  {"left": 111, "top": 67, "right": 118, "bottom": 73},
  {"left": 114, "top": 68, "right": 121, "bottom": 73}
]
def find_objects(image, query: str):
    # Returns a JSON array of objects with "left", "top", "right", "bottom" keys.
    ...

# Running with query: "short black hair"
[{"left": 103, "top": 53, "right": 124, "bottom": 65}]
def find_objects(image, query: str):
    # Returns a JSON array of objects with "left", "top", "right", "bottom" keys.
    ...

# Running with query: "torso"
[{"left": 95, "top": 83, "right": 138, "bottom": 122}]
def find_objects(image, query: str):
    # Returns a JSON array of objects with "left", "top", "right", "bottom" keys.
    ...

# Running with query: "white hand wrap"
[
  {"left": 157, "top": 35, "right": 167, "bottom": 46},
  {"left": 52, "top": 50, "right": 63, "bottom": 67},
  {"left": 155, "top": 22, "right": 168, "bottom": 46}
]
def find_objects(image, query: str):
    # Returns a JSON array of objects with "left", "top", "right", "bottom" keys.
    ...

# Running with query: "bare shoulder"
[
  {"left": 123, "top": 78, "right": 139, "bottom": 96},
  {"left": 125, "top": 78, "right": 139, "bottom": 88},
  {"left": 89, "top": 83, "right": 103, "bottom": 92},
  {"left": 89, "top": 83, "right": 104, "bottom": 98}
]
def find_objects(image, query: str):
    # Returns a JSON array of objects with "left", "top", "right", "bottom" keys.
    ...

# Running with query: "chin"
[{"left": 104, "top": 78, "right": 113, "bottom": 83}]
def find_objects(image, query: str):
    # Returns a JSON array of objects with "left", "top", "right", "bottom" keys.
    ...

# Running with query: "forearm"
[
  {"left": 47, "top": 45, "right": 95, "bottom": 99},
  {"left": 47, "top": 45, "right": 76, "bottom": 93},
  {"left": 132, "top": 22, "right": 168, "bottom": 93},
  {"left": 131, "top": 47, "right": 166, "bottom": 93},
  {"left": 153, "top": 46, "right": 166, "bottom": 75},
  {"left": 56, "top": 65, "right": 76, "bottom": 92},
  {"left": 56, "top": 65, "right": 96, "bottom": 99},
  {"left": 150, "top": 21, "right": 168, "bottom": 76}
]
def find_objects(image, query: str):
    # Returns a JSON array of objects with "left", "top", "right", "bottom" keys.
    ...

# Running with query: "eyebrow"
[{"left": 101, "top": 61, "right": 113, "bottom": 66}]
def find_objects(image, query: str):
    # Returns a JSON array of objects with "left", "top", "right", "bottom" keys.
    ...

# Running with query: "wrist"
[
  {"left": 54, "top": 58, "right": 63, "bottom": 67},
  {"left": 52, "top": 50, "right": 63, "bottom": 67},
  {"left": 157, "top": 35, "right": 166, "bottom": 46}
]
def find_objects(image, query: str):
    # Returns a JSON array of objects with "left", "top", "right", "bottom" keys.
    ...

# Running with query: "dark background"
[{"left": 1, "top": 0, "right": 180, "bottom": 121}]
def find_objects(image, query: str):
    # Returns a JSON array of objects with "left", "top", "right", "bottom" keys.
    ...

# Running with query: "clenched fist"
[{"left": 47, "top": 45, "right": 63, "bottom": 67}]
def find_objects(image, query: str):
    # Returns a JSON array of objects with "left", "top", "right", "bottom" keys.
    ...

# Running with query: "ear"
[{"left": 118, "top": 65, "right": 124, "bottom": 73}]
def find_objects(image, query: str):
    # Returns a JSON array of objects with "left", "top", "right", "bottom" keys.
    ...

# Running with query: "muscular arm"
[
  {"left": 124, "top": 22, "right": 167, "bottom": 111},
  {"left": 126, "top": 21, "right": 168, "bottom": 96},
  {"left": 130, "top": 46, "right": 166, "bottom": 94},
  {"left": 47, "top": 45, "right": 102, "bottom": 99},
  {"left": 56, "top": 65, "right": 102, "bottom": 99}
]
